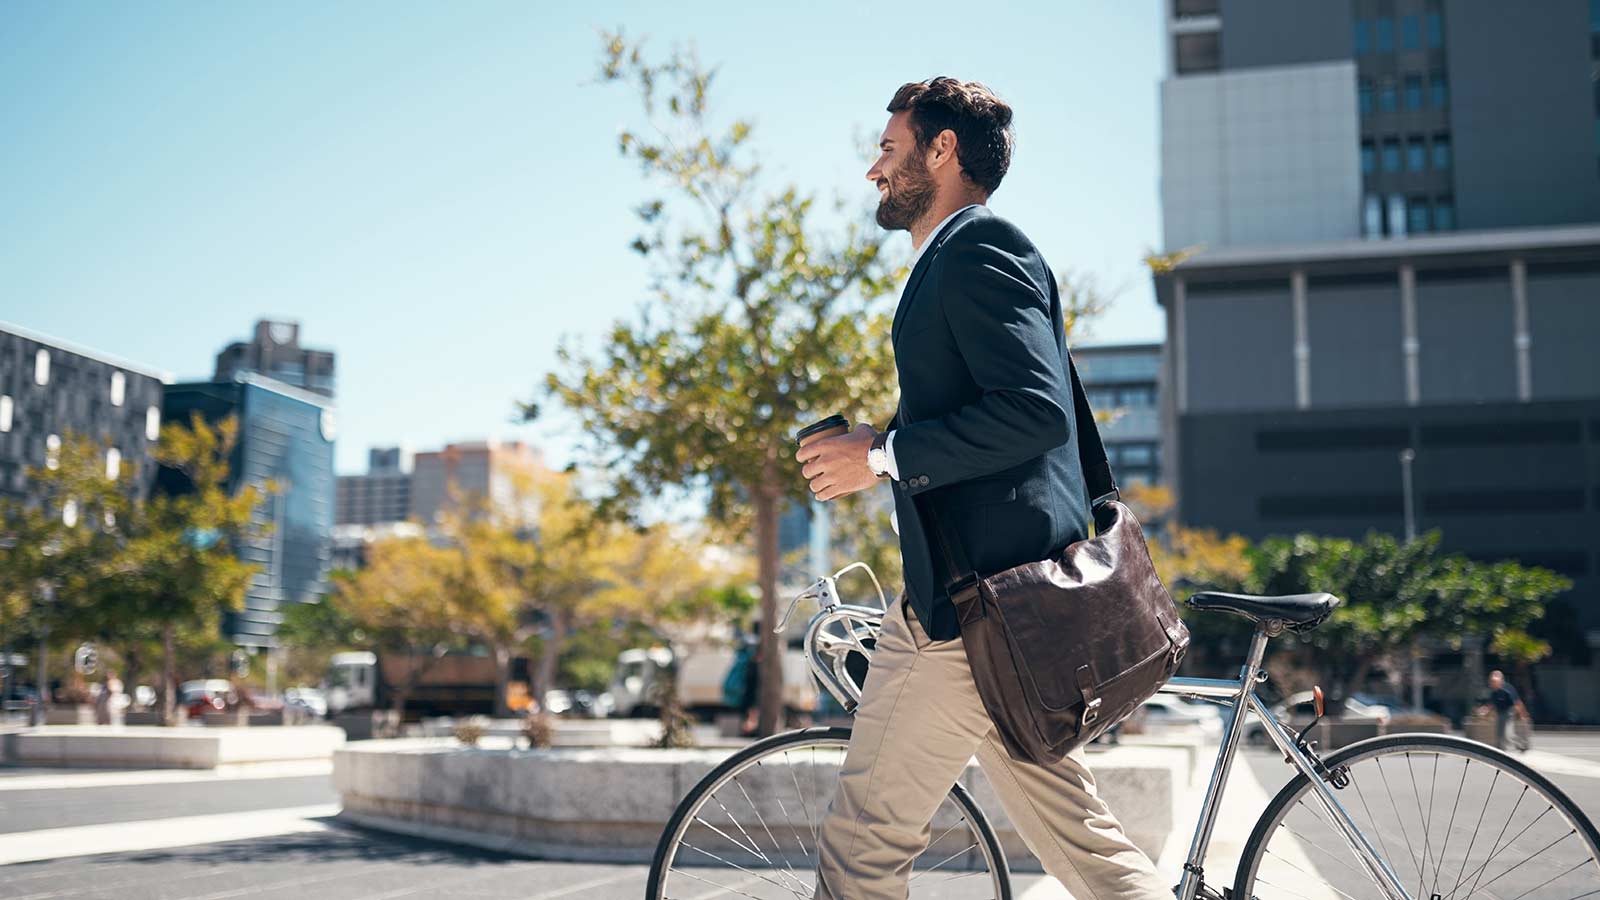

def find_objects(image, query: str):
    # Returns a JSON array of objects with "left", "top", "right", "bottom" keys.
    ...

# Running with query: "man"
[
  {"left": 1478, "top": 670, "right": 1530, "bottom": 752},
  {"left": 796, "top": 77, "right": 1169, "bottom": 900}
]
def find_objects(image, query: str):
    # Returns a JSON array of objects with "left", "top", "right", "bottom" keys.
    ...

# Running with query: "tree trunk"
[
  {"left": 161, "top": 622, "right": 177, "bottom": 727},
  {"left": 493, "top": 643, "right": 512, "bottom": 718},
  {"left": 753, "top": 461, "right": 784, "bottom": 737},
  {"left": 534, "top": 615, "right": 567, "bottom": 713}
]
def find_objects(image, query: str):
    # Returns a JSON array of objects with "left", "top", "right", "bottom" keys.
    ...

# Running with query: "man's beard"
[{"left": 875, "top": 150, "right": 937, "bottom": 232}]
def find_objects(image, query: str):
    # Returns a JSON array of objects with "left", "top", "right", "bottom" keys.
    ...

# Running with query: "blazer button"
[
  {"left": 898, "top": 481, "right": 909, "bottom": 490},
  {"left": 917, "top": 475, "right": 930, "bottom": 486}
]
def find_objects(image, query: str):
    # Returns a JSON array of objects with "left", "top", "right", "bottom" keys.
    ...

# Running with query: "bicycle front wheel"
[
  {"left": 647, "top": 726, "right": 1012, "bottom": 900},
  {"left": 1235, "top": 733, "right": 1600, "bottom": 900}
]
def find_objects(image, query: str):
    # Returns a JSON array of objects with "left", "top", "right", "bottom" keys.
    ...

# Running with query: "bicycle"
[{"left": 648, "top": 563, "right": 1600, "bottom": 900}]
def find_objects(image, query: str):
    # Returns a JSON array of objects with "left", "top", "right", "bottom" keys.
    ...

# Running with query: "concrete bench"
[{"left": 2, "top": 724, "right": 346, "bottom": 769}]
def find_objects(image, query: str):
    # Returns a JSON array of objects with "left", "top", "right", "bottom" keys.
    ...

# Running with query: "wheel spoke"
[
  {"left": 1432, "top": 755, "right": 1472, "bottom": 898},
  {"left": 1379, "top": 753, "right": 1428, "bottom": 884},
  {"left": 732, "top": 773, "right": 809, "bottom": 893}
]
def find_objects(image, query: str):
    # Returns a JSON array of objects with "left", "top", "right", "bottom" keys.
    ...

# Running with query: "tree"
[
  {"left": 532, "top": 33, "right": 902, "bottom": 735},
  {"left": 91, "top": 415, "right": 267, "bottom": 724},
  {"left": 1246, "top": 531, "right": 1570, "bottom": 703},
  {"left": 0, "top": 432, "right": 132, "bottom": 711},
  {"left": 334, "top": 534, "right": 464, "bottom": 719}
]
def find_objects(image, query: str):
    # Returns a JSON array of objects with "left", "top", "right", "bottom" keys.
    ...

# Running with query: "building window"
[
  {"left": 1432, "top": 134, "right": 1452, "bottom": 169},
  {"left": 1401, "top": 15, "right": 1420, "bottom": 50},
  {"left": 1364, "top": 195, "right": 1384, "bottom": 236},
  {"left": 1430, "top": 73, "right": 1449, "bottom": 108},
  {"left": 1361, "top": 140, "right": 1377, "bottom": 174},
  {"left": 1358, "top": 80, "right": 1375, "bottom": 116},
  {"left": 1407, "top": 137, "right": 1427, "bottom": 171},
  {"left": 1173, "top": 0, "right": 1219, "bottom": 17},
  {"left": 1435, "top": 196, "right": 1456, "bottom": 230},
  {"left": 1379, "top": 81, "right": 1398, "bottom": 113},
  {"left": 1388, "top": 195, "right": 1408, "bottom": 237},
  {"left": 34, "top": 349, "right": 50, "bottom": 386},
  {"left": 1353, "top": 19, "right": 1371, "bottom": 54},
  {"left": 146, "top": 406, "right": 161, "bottom": 442},
  {"left": 106, "top": 447, "right": 121, "bottom": 480},
  {"left": 1404, "top": 75, "right": 1424, "bottom": 110},
  {"left": 1175, "top": 32, "right": 1221, "bottom": 74},
  {"left": 1376, "top": 18, "right": 1395, "bottom": 52},
  {"left": 1382, "top": 138, "right": 1402, "bottom": 172},
  {"left": 1408, "top": 197, "right": 1431, "bottom": 233},
  {"left": 1426, "top": 11, "right": 1444, "bottom": 48},
  {"left": 46, "top": 433, "right": 61, "bottom": 470},
  {"left": 0, "top": 395, "right": 11, "bottom": 433},
  {"left": 110, "top": 371, "right": 126, "bottom": 407}
]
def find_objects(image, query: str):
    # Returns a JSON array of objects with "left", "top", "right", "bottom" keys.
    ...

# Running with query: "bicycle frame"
[
  {"left": 787, "top": 567, "right": 1415, "bottom": 900},
  {"left": 1163, "top": 628, "right": 1413, "bottom": 900}
]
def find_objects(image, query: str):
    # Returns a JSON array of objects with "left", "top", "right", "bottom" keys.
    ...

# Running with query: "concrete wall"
[
  {"left": 1307, "top": 274, "right": 1406, "bottom": 408},
  {"left": 1415, "top": 270, "right": 1515, "bottom": 403},
  {"left": 1161, "top": 62, "right": 1362, "bottom": 251},
  {"left": 1218, "top": 0, "right": 1354, "bottom": 70},
  {"left": 1528, "top": 263, "right": 1600, "bottom": 399},
  {"left": 1445, "top": 0, "right": 1600, "bottom": 230},
  {"left": 1183, "top": 281, "right": 1296, "bottom": 412}
]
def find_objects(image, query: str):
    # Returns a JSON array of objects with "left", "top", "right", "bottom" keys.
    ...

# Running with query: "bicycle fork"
[{"left": 1173, "top": 628, "right": 1414, "bottom": 900}]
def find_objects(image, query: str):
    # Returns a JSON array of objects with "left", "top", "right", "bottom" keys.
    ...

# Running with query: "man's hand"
[{"left": 796, "top": 424, "right": 879, "bottom": 501}]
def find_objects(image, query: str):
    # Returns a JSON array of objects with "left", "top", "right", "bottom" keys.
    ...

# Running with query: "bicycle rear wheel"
[
  {"left": 647, "top": 726, "right": 1012, "bottom": 900},
  {"left": 1234, "top": 733, "right": 1600, "bottom": 900}
]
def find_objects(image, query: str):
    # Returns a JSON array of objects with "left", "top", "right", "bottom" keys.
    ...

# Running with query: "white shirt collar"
[{"left": 908, "top": 204, "right": 982, "bottom": 273}]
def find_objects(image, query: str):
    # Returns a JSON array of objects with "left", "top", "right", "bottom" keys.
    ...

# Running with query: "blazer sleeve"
[{"left": 889, "top": 222, "right": 1071, "bottom": 496}]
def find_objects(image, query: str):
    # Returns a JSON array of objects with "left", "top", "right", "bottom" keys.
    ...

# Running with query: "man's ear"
[{"left": 929, "top": 129, "right": 959, "bottom": 171}]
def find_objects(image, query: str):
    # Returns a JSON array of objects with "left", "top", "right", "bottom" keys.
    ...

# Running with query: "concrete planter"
[
  {"left": 2, "top": 724, "right": 346, "bottom": 768},
  {"left": 334, "top": 739, "right": 1184, "bottom": 872}
]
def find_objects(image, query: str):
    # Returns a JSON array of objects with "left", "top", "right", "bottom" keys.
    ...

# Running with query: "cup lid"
[{"left": 795, "top": 414, "right": 850, "bottom": 444}]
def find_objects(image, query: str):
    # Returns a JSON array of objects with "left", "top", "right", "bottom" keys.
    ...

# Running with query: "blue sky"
[{"left": 1, "top": 2, "right": 1166, "bottom": 474}]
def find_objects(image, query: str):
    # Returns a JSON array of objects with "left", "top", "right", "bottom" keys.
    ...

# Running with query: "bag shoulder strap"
[{"left": 925, "top": 351, "right": 1118, "bottom": 595}]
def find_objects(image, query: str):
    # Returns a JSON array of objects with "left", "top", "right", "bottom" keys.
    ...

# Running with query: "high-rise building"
[
  {"left": 1154, "top": 1, "right": 1600, "bottom": 719},
  {"left": 336, "top": 445, "right": 414, "bottom": 527},
  {"left": 213, "top": 320, "right": 336, "bottom": 397},
  {"left": 0, "top": 323, "right": 168, "bottom": 507},
  {"left": 160, "top": 374, "right": 336, "bottom": 649},
  {"left": 409, "top": 440, "right": 544, "bottom": 526},
  {"left": 1074, "top": 343, "right": 1164, "bottom": 488}
]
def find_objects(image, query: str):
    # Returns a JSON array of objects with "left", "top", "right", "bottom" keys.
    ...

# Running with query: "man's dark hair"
[{"left": 887, "top": 77, "right": 1014, "bottom": 195}]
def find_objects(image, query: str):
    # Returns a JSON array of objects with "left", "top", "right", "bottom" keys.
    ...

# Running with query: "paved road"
[
  {"left": 0, "top": 776, "right": 336, "bottom": 834},
  {"left": 3, "top": 733, "right": 1597, "bottom": 900}
]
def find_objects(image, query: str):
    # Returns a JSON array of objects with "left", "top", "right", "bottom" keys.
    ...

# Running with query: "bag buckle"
[
  {"left": 1082, "top": 697, "right": 1103, "bottom": 726},
  {"left": 949, "top": 573, "right": 984, "bottom": 624},
  {"left": 1075, "top": 664, "right": 1101, "bottom": 726}
]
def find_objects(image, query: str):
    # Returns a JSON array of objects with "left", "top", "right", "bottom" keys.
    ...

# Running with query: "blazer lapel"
[{"left": 891, "top": 206, "right": 990, "bottom": 346}]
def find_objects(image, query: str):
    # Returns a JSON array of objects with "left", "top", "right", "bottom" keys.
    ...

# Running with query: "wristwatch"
[{"left": 867, "top": 431, "right": 891, "bottom": 478}]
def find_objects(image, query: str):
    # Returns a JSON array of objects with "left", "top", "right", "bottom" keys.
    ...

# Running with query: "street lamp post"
[
  {"left": 1398, "top": 448, "right": 1417, "bottom": 543},
  {"left": 31, "top": 582, "right": 54, "bottom": 727}
]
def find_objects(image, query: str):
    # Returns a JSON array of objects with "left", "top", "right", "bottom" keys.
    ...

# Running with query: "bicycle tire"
[
  {"left": 1233, "top": 732, "right": 1600, "bottom": 900},
  {"left": 646, "top": 725, "right": 1013, "bottom": 900}
]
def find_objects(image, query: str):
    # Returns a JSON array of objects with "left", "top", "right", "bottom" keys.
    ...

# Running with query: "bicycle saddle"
[{"left": 1185, "top": 591, "right": 1340, "bottom": 633}]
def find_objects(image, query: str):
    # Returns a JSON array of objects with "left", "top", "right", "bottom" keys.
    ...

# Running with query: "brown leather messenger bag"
[{"left": 923, "top": 353, "right": 1191, "bottom": 766}]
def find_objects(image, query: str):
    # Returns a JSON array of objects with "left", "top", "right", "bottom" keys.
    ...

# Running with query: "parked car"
[
  {"left": 284, "top": 686, "right": 327, "bottom": 718},
  {"left": 1139, "top": 694, "right": 1225, "bottom": 739},
  {"left": 180, "top": 679, "right": 235, "bottom": 718},
  {"left": 1243, "top": 691, "right": 1391, "bottom": 746}
]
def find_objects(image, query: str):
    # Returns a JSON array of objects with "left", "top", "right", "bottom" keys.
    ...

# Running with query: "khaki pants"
[{"left": 814, "top": 595, "right": 1169, "bottom": 900}]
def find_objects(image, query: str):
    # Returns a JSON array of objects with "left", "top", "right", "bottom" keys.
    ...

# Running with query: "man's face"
[
  {"left": 1489, "top": 672, "right": 1504, "bottom": 689},
  {"left": 867, "top": 111, "right": 937, "bottom": 232}
]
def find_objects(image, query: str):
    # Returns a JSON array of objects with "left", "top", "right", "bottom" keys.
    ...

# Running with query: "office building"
[
  {"left": 160, "top": 374, "right": 336, "bottom": 648},
  {"left": 337, "top": 445, "right": 414, "bottom": 526},
  {"left": 0, "top": 323, "right": 168, "bottom": 507},
  {"left": 1074, "top": 343, "right": 1164, "bottom": 487},
  {"left": 1155, "top": 1, "right": 1600, "bottom": 719},
  {"left": 409, "top": 439, "right": 544, "bottom": 526},
  {"left": 214, "top": 320, "right": 336, "bottom": 398}
]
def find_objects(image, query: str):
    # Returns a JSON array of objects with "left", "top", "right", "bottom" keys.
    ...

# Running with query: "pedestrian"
[
  {"left": 1477, "top": 669, "right": 1531, "bottom": 752},
  {"left": 796, "top": 77, "right": 1169, "bottom": 900},
  {"left": 93, "top": 671, "right": 122, "bottom": 726}
]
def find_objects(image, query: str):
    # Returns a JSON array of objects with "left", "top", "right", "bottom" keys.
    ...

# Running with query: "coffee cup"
[{"left": 796, "top": 414, "right": 850, "bottom": 448}]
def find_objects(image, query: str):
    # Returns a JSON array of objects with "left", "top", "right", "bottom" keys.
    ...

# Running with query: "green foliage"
[{"left": 536, "top": 32, "right": 902, "bottom": 524}]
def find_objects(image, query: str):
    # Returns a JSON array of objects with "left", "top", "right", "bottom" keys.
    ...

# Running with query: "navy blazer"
[{"left": 887, "top": 206, "right": 1090, "bottom": 641}]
